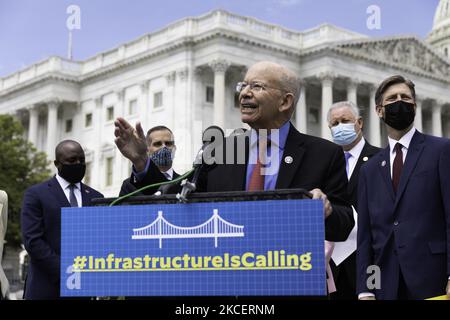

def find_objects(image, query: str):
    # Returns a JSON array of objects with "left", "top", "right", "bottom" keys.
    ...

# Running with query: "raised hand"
[{"left": 114, "top": 117, "right": 148, "bottom": 171}]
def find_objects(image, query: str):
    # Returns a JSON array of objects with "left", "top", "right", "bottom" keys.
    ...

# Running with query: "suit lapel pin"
[
  {"left": 363, "top": 156, "right": 369, "bottom": 162},
  {"left": 381, "top": 160, "right": 386, "bottom": 167},
  {"left": 85, "top": 189, "right": 90, "bottom": 194},
  {"left": 284, "top": 156, "right": 293, "bottom": 164}
]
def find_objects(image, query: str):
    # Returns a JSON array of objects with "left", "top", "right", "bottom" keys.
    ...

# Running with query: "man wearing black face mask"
[
  {"left": 21, "top": 140, "right": 103, "bottom": 299},
  {"left": 118, "top": 125, "right": 179, "bottom": 196},
  {"left": 357, "top": 75, "right": 450, "bottom": 300}
]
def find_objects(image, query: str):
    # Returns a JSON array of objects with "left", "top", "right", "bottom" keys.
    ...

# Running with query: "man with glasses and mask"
[
  {"left": 357, "top": 75, "right": 450, "bottom": 300},
  {"left": 21, "top": 140, "right": 103, "bottom": 299},
  {"left": 114, "top": 61, "right": 354, "bottom": 245},
  {"left": 327, "top": 101, "right": 380, "bottom": 299},
  {"left": 119, "top": 125, "right": 179, "bottom": 196}
]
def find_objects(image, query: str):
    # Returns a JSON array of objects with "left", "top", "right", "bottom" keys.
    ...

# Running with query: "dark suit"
[
  {"left": 357, "top": 131, "right": 450, "bottom": 299},
  {"left": 134, "top": 123, "right": 354, "bottom": 242},
  {"left": 331, "top": 140, "right": 380, "bottom": 299},
  {"left": 21, "top": 176, "right": 103, "bottom": 299},
  {"left": 120, "top": 163, "right": 179, "bottom": 196}
]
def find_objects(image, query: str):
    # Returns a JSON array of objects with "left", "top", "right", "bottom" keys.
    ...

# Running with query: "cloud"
[
  {"left": 266, "top": 0, "right": 303, "bottom": 14},
  {"left": 277, "top": 0, "right": 303, "bottom": 7}
]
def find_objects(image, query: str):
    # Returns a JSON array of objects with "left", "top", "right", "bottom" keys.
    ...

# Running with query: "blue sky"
[{"left": 0, "top": 0, "right": 440, "bottom": 77}]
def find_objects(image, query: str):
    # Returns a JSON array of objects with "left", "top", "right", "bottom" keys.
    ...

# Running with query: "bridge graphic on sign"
[{"left": 132, "top": 209, "right": 245, "bottom": 248}]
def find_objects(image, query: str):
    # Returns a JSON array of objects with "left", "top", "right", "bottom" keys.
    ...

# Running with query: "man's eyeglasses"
[{"left": 236, "top": 82, "right": 284, "bottom": 94}]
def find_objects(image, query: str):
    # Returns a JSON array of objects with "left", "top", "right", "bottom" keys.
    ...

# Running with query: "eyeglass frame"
[{"left": 235, "top": 81, "right": 286, "bottom": 94}]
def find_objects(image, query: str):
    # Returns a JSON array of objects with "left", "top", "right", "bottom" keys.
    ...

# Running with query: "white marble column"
[
  {"left": 319, "top": 72, "right": 334, "bottom": 140},
  {"left": 347, "top": 79, "right": 359, "bottom": 105},
  {"left": 432, "top": 100, "right": 443, "bottom": 137},
  {"left": 368, "top": 85, "right": 381, "bottom": 147},
  {"left": 139, "top": 80, "right": 150, "bottom": 128},
  {"left": 115, "top": 88, "right": 125, "bottom": 118},
  {"left": 296, "top": 81, "right": 307, "bottom": 133},
  {"left": 209, "top": 59, "right": 229, "bottom": 129},
  {"left": 165, "top": 71, "right": 176, "bottom": 129},
  {"left": 28, "top": 106, "right": 39, "bottom": 146},
  {"left": 91, "top": 96, "right": 103, "bottom": 189},
  {"left": 414, "top": 97, "right": 423, "bottom": 132},
  {"left": 46, "top": 100, "right": 59, "bottom": 159}
]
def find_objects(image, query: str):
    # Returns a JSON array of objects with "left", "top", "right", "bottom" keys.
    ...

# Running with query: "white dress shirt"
[
  {"left": 387, "top": 127, "right": 416, "bottom": 178},
  {"left": 55, "top": 174, "right": 82, "bottom": 207},
  {"left": 331, "top": 139, "right": 365, "bottom": 267},
  {"left": 346, "top": 137, "right": 366, "bottom": 180},
  {"left": 160, "top": 167, "right": 174, "bottom": 180}
]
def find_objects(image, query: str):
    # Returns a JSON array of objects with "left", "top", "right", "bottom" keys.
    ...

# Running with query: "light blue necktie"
[{"left": 344, "top": 152, "right": 352, "bottom": 178}]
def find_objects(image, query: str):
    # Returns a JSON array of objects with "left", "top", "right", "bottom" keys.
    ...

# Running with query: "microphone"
[{"left": 176, "top": 126, "right": 224, "bottom": 202}]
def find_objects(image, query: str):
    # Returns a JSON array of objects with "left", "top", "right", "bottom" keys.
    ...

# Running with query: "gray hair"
[
  {"left": 326, "top": 101, "right": 360, "bottom": 124},
  {"left": 280, "top": 72, "right": 301, "bottom": 108}
]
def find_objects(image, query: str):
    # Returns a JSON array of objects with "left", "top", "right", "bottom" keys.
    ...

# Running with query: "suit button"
[{"left": 394, "top": 221, "right": 399, "bottom": 226}]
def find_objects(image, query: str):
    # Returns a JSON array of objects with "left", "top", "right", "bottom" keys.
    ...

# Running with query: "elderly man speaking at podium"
[{"left": 114, "top": 61, "right": 353, "bottom": 243}]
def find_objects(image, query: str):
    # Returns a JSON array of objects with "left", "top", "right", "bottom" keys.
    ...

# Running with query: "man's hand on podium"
[
  {"left": 114, "top": 117, "right": 148, "bottom": 172},
  {"left": 310, "top": 188, "right": 332, "bottom": 219}
]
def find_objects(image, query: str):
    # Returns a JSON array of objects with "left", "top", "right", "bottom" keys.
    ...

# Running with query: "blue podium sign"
[{"left": 61, "top": 199, "right": 326, "bottom": 297}]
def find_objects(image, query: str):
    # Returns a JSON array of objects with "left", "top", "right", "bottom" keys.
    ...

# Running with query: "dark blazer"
[
  {"left": 331, "top": 140, "right": 380, "bottom": 299},
  {"left": 347, "top": 142, "right": 381, "bottom": 209},
  {"left": 121, "top": 163, "right": 179, "bottom": 196},
  {"left": 134, "top": 123, "right": 354, "bottom": 241},
  {"left": 357, "top": 131, "right": 450, "bottom": 299},
  {"left": 199, "top": 123, "right": 354, "bottom": 242},
  {"left": 21, "top": 176, "right": 103, "bottom": 300}
]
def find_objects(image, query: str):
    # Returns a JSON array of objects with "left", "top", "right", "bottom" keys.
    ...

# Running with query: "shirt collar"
[
  {"left": 55, "top": 174, "right": 81, "bottom": 190},
  {"left": 160, "top": 167, "right": 174, "bottom": 179},
  {"left": 249, "top": 121, "right": 291, "bottom": 150},
  {"left": 388, "top": 127, "right": 416, "bottom": 154},
  {"left": 347, "top": 137, "right": 366, "bottom": 160}
]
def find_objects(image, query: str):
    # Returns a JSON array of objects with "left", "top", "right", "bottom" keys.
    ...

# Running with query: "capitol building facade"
[{"left": 1, "top": 1, "right": 450, "bottom": 197}]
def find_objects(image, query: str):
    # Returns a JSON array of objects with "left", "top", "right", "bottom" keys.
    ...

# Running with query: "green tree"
[{"left": 0, "top": 114, "right": 51, "bottom": 247}]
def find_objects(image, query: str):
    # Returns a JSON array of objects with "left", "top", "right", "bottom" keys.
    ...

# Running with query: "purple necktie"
[{"left": 344, "top": 152, "right": 352, "bottom": 178}]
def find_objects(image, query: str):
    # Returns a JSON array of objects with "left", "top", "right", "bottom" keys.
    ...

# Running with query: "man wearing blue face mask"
[
  {"left": 327, "top": 101, "right": 380, "bottom": 300},
  {"left": 357, "top": 75, "right": 450, "bottom": 300},
  {"left": 119, "top": 125, "right": 179, "bottom": 196}
]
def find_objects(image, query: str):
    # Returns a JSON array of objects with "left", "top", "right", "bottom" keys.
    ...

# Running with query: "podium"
[{"left": 60, "top": 189, "right": 326, "bottom": 298}]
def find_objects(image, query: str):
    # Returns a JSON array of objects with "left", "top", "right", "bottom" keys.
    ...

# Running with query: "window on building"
[
  {"left": 85, "top": 113, "right": 92, "bottom": 127},
  {"left": 83, "top": 162, "right": 92, "bottom": 185},
  {"left": 105, "top": 157, "right": 113, "bottom": 186},
  {"left": 153, "top": 92, "right": 163, "bottom": 108},
  {"left": 445, "top": 47, "right": 448, "bottom": 57},
  {"left": 65, "top": 119, "right": 73, "bottom": 133},
  {"left": 206, "top": 86, "right": 214, "bottom": 103},
  {"left": 129, "top": 99, "right": 137, "bottom": 115},
  {"left": 106, "top": 106, "right": 114, "bottom": 121}
]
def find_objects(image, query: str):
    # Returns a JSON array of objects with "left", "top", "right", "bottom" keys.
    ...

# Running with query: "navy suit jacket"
[
  {"left": 134, "top": 124, "right": 354, "bottom": 242},
  {"left": 357, "top": 131, "right": 450, "bottom": 299},
  {"left": 21, "top": 177, "right": 103, "bottom": 300}
]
